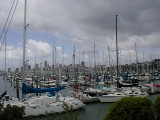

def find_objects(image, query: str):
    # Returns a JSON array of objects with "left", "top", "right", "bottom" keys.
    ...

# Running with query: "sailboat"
[
  {"left": 99, "top": 15, "right": 148, "bottom": 103},
  {"left": 118, "top": 43, "right": 139, "bottom": 88},
  {"left": 99, "top": 15, "right": 127, "bottom": 103},
  {"left": 1, "top": 0, "right": 85, "bottom": 117}
]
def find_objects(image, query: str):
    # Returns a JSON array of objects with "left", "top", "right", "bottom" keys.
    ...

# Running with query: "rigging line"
[
  {"left": 0, "top": 0, "right": 18, "bottom": 51},
  {"left": 4, "top": 0, "right": 18, "bottom": 39},
  {"left": 0, "top": 0, "right": 16, "bottom": 43},
  {"left": 0, "top": 0, "right": 13, "bottom": 33}
]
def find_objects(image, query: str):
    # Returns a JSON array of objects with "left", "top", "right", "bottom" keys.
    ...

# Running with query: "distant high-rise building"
[
  {"left": 44, "top": 61, "right": 47, "bottom": 68},
  {"left": 15, "top": 68, "right": 19, "bottom": 73},
  {"left": 8, "top": 68, "right": 11, "bottom": 73},
  {"left": 52, "top": 65, "right": 54, "bottom": 70},
  {"left": 81, "top": 61, "right": 85, "bottom": 68},
  {"left": 28, "top": 65, "right": 31, "bottom": 70},
  {"left": 44, "top": 60, "right": 48, "bottom": 70},
  {"left": 35, "top": 64, "right": 39, "bottom": 70}
]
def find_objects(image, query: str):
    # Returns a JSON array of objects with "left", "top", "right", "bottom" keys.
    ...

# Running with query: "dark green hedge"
[{"left": 104, "top": 97, "right": 155, "bottom": 120}]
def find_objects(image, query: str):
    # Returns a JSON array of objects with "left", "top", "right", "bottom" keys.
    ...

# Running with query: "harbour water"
[
  {"left": 34, "top": 94, "right": 160, "bottom": 120},
  {"left": 0, "top": 76, "right": 160, "bottom": 120}
]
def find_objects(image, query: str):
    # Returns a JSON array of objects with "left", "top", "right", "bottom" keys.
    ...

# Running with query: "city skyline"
[{"left": 0, "top": 0, "right": 160, "bottom": 70}]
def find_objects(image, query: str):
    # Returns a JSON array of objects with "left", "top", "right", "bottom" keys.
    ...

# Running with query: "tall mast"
[
  {"left": 108, "top": 46, "right": 113, "bottom": 85},
  {"left": 4, "top": 30, "right": 7, "bottom": 93},
  {"left": 52, "top": 35, "right": 55, "bottom": 71},
  {"left": 116, "top": 15, "right": 119, "bottom": 88},
  {"left": 129, "top": 51, "right": 132, "bottom": 72},
  {"left": 62, "top": 46, "right": 64, "bottom": 66},
  {"left": 22, "top": 0, "right": 27, "bottom": 85},
  {"left": 73, "top": 45, "right": 75, "bottom": 66},
  {"left": 135, "top": 43, "right": 138, "bottom": 78},
  {"left": 94, "top": 43, "right": 96, "bottom": 71},
  {"left": 72, "top": 45, "right": 76, "bottom": 79},
  {"left": 103, "top": 51, "right": 104, "bottom": 66}
]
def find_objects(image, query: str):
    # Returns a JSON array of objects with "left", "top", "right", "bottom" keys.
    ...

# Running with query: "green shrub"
[
  {"left": 104, "top": 97, "right": 155, "bottom": 120},
  {"left": 154, "top": 96, "right": 160, "bottom": 120},
  {"left": 0, "top": 104, "right": 25, "bottom": 120}
]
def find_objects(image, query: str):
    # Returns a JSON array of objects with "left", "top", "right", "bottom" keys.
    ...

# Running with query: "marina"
[
  {"left": 0, "top": 0, "right": 160, "bottom": 120},
  {"left": 0, "top": 76, "right": 160, "bottom": 120}
]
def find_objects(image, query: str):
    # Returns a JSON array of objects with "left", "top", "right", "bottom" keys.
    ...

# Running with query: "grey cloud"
[{"left": 1, "top": 0, "right": 160, "bottom": 66}]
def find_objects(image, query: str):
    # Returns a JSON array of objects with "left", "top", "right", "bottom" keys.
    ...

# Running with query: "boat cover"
[{"left": 22, "top": 83, "right": 65, "bottom": 94}]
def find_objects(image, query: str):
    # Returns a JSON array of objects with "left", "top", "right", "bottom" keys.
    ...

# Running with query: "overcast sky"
[{"left": 0, "top": 0, "right": 160, "bottom": 70}]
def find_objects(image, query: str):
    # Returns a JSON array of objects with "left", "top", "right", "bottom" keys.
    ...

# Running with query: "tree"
[
  {"left": 104, "top": 97, "right": 155, "bottom": 120},
  {"left": 0, "top": 103, "right": 3, "bottom": 117},
  {"left": 0, "top": 104, "right": 25, "bottom": 120},
  {"left": 154, "top": 96, "right": 160, "bottom": 120}
]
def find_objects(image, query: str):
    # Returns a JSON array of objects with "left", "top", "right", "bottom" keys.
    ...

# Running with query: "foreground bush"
[
  {"left": 104, "top": 97, "right": 155, "bottom": 120},
  {"left": 154, "top": 96, "right": 160, "bottom": 120},
  {"left": 0, "top": 104, "right": 25, "bottom": 120}
]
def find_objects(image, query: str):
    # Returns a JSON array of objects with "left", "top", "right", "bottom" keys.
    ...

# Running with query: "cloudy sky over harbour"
[{"left": 0, "top": 0, "right": 160, "bottom": 70}]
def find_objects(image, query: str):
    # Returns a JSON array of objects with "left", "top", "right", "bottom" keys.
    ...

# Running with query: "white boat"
[
  {"left": 98, "top": 92, "right": 127, "bottom": 103},
  {"left": 83, "top": 87, "right": 103, "bottom": 96},
  {"left": 122, "top": 87, "right": 149, "bottom": 97},
  {"left": 79, "top": 93, "right": 99, "bottom": 103},
  {"left": 59, "top": 81, "right": 69, "bottom": 87},
  {"left": 145, "top": 83, "right": 160, "bottom": 93},
  {"left": 99, "top": 87, "right": 149, "bottom": 103},
  {"left": 23, "top": 96, "right": 64, "bottom": 117},
  {"left": 1, "top": 94, "right": 85, "bottom": 117},
  {"left": 69, "top": 91, "right": 99, "bottom": 103},
  {"left": 40, "top": 80, "right": 57, "bottom": 87},
  {"left": 58, "top": 96, "right": 85, "bottom": 109}
]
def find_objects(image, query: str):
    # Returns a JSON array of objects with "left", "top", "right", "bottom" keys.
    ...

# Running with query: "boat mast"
[
  {"left": 73, "top": 45, "right": 75, "bottom": 80},
  {"left": 135, "top": 43, "right": 139, "bottom": 78},
  {"left": 116, "top": 15, "right": 119, "bottom": 88},
  {"left": 22, "top": 0, "right": 27, "bottom": 98},
  {"left": 108, "top": 46, "right": 113, "bottom": 85},
  {"left": 4, "top": 30, "right": 7, "bottom": 94}
]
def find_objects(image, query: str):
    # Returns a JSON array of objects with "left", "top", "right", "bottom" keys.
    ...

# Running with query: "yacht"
[{"left": 1, "top": 93, "right": 85, "bottom": 117}]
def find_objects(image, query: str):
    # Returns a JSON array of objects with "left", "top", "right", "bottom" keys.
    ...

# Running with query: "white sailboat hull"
[
  {"left": 24, "top": 97, "right": 85, "bottom": 117},
  {"left": 2, "top": 95, "right": 85, "bottom": 117},
  {"left": 24, "top": 102, "right": 64, "bottom": 117},
  {"left": 99, "top": 94, "right": 126, "bottom": 103}
]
